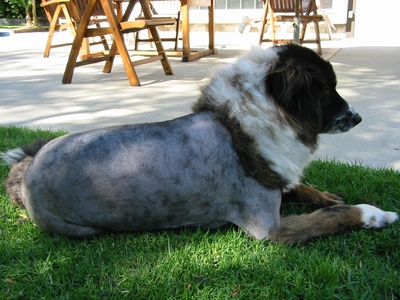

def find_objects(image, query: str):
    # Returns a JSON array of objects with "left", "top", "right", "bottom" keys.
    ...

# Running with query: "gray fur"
[{"left": 8, "top": 112, "right": 282, "bottom": 238}]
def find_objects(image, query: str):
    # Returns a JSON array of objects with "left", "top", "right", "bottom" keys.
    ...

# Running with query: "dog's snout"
[
  {"left": 353, "top": 112, "right": 362, "bottom": 125},
  {"left": 323, "top": 105, "right": 362, "bottom": 134},
  {"left": 348, "top": 106, "right": 362, "bottom": 126}
]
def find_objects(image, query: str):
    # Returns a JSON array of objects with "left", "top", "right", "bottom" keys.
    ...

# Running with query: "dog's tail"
[{"left": 1, "top": 139, "right": 53, "bottom": 207}]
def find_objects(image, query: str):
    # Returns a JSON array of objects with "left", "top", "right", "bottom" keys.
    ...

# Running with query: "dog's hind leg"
[
  {"left": 282, "top": 184, "right": 343, "bottom": 207},
  {"left": 270, "top": 204, "right": 398, "bottom": 244},
  {"left": 27, "top": 211, "right": 106, "bottom": 238},
  {"left": 2, "top": 140, "right": 53, "bottom": 207},
  {"left": 48, "top": 221, "right": 106, "bottom": 238}
]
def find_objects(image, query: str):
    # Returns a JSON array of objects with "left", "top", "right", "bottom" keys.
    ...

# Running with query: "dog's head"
[{"left": 265, "top": 44, "right": 362, "bottom": 136}]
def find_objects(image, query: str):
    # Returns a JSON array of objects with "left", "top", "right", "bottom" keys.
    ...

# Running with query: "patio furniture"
[
  {"left": 134, "top": 0, "right": 181, "bottom": 51},
  {"left": 131, "top": 0, "right": 217, "bottom": 62},
  {"left": 259, "top": 0, "right": 323, "bottom": 55},
  {"left": 40, "top": 0, "right": 110, "bottom": 58},
  {"left": 62, "top": 0, "right": 175, "bottom": 86}
]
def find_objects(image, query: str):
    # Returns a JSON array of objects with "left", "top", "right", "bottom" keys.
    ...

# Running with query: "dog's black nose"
[
  {"left": 346, "top": 108, "right": 362, "bottom": 126},
  {"left": 353, "top": 113, "right": 362, "bottom": 125}
]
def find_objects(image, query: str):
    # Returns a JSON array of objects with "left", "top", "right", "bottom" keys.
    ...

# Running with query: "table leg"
[
  {"left": 180, "top": 0, "right": 190, "bottom": 62},
  {"left": 208, "top": 0, "right": 215, "bottom": 50},
  {"left": 180, "top": 0, "right": 217, "bottom": 62}
]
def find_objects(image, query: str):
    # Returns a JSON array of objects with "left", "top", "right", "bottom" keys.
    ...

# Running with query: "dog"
[{"left": 1, "top": 44, "right": 397, "bottom": 244}]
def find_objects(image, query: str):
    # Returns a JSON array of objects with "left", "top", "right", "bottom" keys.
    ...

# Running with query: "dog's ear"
[{"left": 265, "top": 59, "right": 326, "bottom": 122}]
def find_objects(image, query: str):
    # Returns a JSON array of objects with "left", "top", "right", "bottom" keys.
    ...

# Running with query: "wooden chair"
[
  {"left": 72, "top": 0, "right": 112, "bottom": 58},
  {"left": 134, "top": 0, "right": 181, "bottom": 51},
  {"left": 40, "top": 0, "right": 110, "bottom": 58},
  {"left": 62, "top": 0, "right": 175, "bottom": 86},
  {"left": 41, "top": 0, "right": 76, "bottom": 57},
  {"left": 259, "top": 0, "right": 323, "bottom": 55}
]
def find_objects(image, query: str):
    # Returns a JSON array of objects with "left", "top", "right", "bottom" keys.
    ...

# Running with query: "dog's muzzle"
[{"left": 324, "top": 106, "right": 362, "bottom": 134}]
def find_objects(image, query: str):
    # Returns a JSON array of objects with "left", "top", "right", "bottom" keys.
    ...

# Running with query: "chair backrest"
[
  {"left": 41, "top": 0, "right": 73, "bottom": 22},
  {"left": 150, "top": 0, "right": 181, "bottom": 16},
  {"left": 267, "top": 0, "right": 318, "bottom": 15},
  {"left": 73, "top": 0, "right": 106, "bottom": 18},
  {"left": 268, "top": 0, "right": 297, "bottom": 13}
]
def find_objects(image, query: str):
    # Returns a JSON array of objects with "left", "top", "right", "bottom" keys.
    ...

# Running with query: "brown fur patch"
[
  {"left": 277, "top": 108, "right": 318, "bottom": 150},
  {"left": 282, "top": 184, "right": 344, "bottom": 207},
  {"left": 271, "top": 205, "right": 363, "bottom": 244},
  {"left": 4, "top": 157, "right": 33, "bottom": 207},
  {"left": 192, "top": 98, "right": 288, "bottom": 190}
]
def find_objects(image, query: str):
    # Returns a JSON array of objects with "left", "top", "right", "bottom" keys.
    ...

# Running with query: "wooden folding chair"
[
  {"left": 41, "top": 0, "right": 76, "bottom": 57},
  {"left": 62, "top": 0, "right": 174, "bottom": 86},
  {"left": 134, "top": 0, "right": 181, "bottom": 51},
  {"left": 259, "top": 0, "right": 323, "bottom": 55},
  {"left": 40, "top": 0, "right": 110, "bottom": 58},
  {"left": 72, "top": 0, "right": 113, "bottom": 58}
]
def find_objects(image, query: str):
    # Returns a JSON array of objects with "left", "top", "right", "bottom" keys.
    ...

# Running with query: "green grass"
[
  {"left": 0, "top": 25, "right": 48, "bottom": 28},
  {"left": 0, "top": 125, "right": 399, "bottom": 299},
  {"left": 0, "top": 25, "right": 21, "bottom": 29}
]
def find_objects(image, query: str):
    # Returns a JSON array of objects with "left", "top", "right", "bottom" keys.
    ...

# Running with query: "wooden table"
[
  {"left": 135, "top": 0, "right": 218, "bottom": 62},
  {"left": 62, "top": 0, "right": 174, "bottom": 86},
  {"left": 180, "top": 0, "right": 217, "bottom": 62},
  {"left": 293, "top": 0, "right": 300, "bottom": 43}
]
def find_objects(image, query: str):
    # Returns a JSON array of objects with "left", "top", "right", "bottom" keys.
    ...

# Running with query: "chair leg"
[
  {"left": 173, "top": 11, "right": 181, "bottom": 51},
  {"left": 95, "top": 22, "right": 110, "bottom": 51},
  {"left": 134, "top": 31, "right": 140, "bottom": 50},
  {"left": 148, "top": 26, "right": 173, "bottom": 75},
  {"left": 44, "top": 15, "right": 60, "bottom": 57},
  {"left": 259, "top": 4, "right": 269, "bottom": 46},
  {"left": 300, "top": 23, "right": 307, "bottom": 42},
  {"left": 103, "top": 40, "right": 118, "bottom": 74},
  {"left": 80, "top": 38, "right": 91, "bottom": 58},
  {"left": 326, "top": 21, "right": 332, "bottom": 40},
  {"left": 314, "top": 21, "right": 322, "bottom": 55},
  {"left": 270, "top": 18, "right": 277, "bottom": 45},
  {"left": 148, "top": 29, "right": 155, "bottom": 48},
  {"left": 299, "top": 22, "right": 322, "bottom": 55},
  {"left": 43, "top": 5, "right": 65, "bottom": 58}
]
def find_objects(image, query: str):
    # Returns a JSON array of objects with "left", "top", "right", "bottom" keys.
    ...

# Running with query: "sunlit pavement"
[{"left": 0, "top": 30, "right": 399, "bottom": 170}]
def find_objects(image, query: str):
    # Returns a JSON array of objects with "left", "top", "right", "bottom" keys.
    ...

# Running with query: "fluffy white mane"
[{"left": 201, "top": 47, "right": 316, "bottom": 190}]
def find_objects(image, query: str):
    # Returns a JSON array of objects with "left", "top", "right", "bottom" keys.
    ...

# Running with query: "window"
[
  {"left": 215, "top": 0, "right": 263, "bottom": 9},
  {"left": 320, "top": 0, "right": 333, "bottom": 9}
]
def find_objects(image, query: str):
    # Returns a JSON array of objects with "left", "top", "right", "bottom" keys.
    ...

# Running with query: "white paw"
[{"left": 356, "top": 204, "right": 398, "bottom": 228}]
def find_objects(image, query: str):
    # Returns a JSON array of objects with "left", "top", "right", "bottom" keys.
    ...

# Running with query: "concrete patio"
[{"left": 0, "top": 30, "right": 399, "bottom": 170}]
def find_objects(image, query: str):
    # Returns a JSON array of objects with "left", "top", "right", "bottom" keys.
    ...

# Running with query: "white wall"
[{"left": 354, "top": 0, "right": 400, "bottom": 41}]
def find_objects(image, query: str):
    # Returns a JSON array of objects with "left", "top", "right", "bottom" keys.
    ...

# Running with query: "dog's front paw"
[
  {"left": 321, "top": 191, "right": 344, "bottom": 206},
  {"left": 283, "top": 184, "right": 344, "bottom": 207},
  {"left": 356, "top": 204, "right": 398, "bottom": 228}
]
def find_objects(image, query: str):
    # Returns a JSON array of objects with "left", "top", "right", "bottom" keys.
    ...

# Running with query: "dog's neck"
[{"left": 192, "top": 53, "right": 317, "bottom": 190}]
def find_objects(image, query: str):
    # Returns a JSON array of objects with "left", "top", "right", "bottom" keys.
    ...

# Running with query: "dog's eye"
[{"left": 321, "top": 90, "right": 332, "bottom": 107}]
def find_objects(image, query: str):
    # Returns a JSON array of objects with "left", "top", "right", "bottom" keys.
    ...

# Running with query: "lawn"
[
  {"left": 0, "top": 125, "right": 399, "bottom": 299},
  {"left": 0, "top": 25, "right": 47, "bottom": 29},
  {"left": 0, "top": 25, "right": 21, "bottom": 29},
  {"left": 0, "top": 25, "right": 49, "bottom": 33}
]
